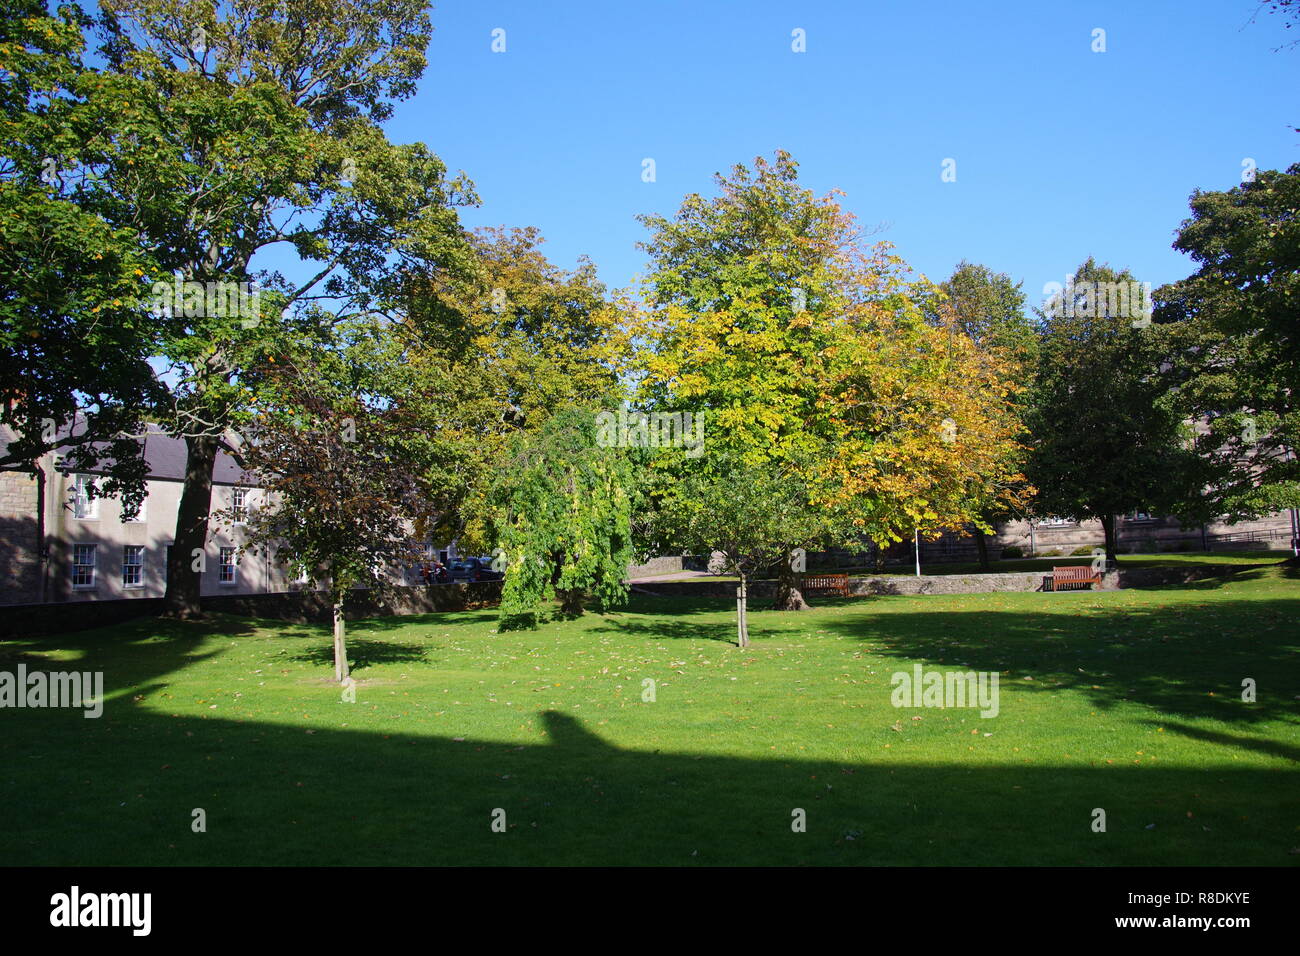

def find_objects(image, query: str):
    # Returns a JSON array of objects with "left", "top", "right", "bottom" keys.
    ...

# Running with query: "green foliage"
[
  {"left": 1156, "top": 164, "right": 1300, "bottom": 518},
  {"left": 1025, "top": 258, "right": 1201, "bottom": 547},
  {"left": 492, "top": 407, "right": 636, "bottom": 629},
  {"left": 51, "top": 0, "right": 480, "bottom": 610},
  {"left": 0, "top": 0, "right": 163, "bottom": 493},
  {"left": 999, "top": 545, "right": 1023, "bottom": 559},
  {"left": 933, "top": 259, "right": 1038, "bottom": 372}
]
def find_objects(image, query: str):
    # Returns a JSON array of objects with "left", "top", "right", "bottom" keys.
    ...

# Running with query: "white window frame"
[
  {"left": 218, "top": 547, "right": 239, "bottom": 585},
  {"left": 231, "top": 487, "right": 249, "bottom": 525},
  {"left": 71, "top": 474, "right": 98, "bottom": 520},
  {"left": 72, "top": 543, "right": 96, "bottom": 589},
  {"left": 122, "top": 545, "right": 145, "bottom": 588},
  {"left": 1126, "top": 510, "right": 1153, "bottom": 522}
]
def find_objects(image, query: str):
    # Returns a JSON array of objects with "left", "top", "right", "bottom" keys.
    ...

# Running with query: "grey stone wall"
[
  {"left": 630, "top": 564, "right": 1270, "bottom": 599},
  {"left": 0, "top": 580, "right": 505, "bottom": 638},
  {"left": 626, "top": 555, "right": 685, "bottom": 578},
  {"left": 0, "top": 469, "right": 41, "bottom": 605}
]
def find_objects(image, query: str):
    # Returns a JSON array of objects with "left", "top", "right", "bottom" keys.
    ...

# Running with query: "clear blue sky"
[{"left": 382, "top": 0, "right": 1298, "bottom": 306}]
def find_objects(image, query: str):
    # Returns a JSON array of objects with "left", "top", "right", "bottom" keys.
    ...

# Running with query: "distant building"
[{"left": 0, "top": 423, "right": 455, "bottom": 605}]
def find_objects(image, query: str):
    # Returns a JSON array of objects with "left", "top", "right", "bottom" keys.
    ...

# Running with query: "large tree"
[
  {"left": 1026, "top": 258, "right": 1200, "bottom": 564},
  {"left": 1155, "top": 165, "right": 1300, "bottom": 523},
  {"left": 397, "top": 226, "right": 627, "bottom": 554},
  {"left": 635, "top": 152, "right": 1024, "bottom": 606},
  {"left": 69, "top": 0, "right": 477, "bottom": 617}
]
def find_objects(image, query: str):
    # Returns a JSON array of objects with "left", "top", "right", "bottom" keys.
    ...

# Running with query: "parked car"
[{"left": 450, "top": 558, "right": 504, "bottom": 582}]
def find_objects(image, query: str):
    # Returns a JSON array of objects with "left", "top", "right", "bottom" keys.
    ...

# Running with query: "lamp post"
[{"left": 914, "top": 529, "right": 921, "bottom": 577}]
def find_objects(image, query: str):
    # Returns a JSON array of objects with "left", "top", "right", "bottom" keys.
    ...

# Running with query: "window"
[
  {"left": 121, "top": 492, "right": 146, "bottom": 523},
  {"left": 71, "top": 474, "right": 98, "bottom": 519},
  {"left": 1039, "top": 516, "right": 1074, "bottom": 527},
  {"left": 1126, "top": 510, "right": 1153, "bottom": 522},
  {"left": 72, "top": 544, "right": 96, "bottom": 588},
  {"left": 122, "top": 546, "right": 144, "bottom": 588},
  {"left": 219, "top": 547, "right": 238, "bottom": 585},
  {"left": 231, "top": 488, "right": 249, "bottom": 524}
]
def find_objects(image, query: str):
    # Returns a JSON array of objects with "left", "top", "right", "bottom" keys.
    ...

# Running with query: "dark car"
[{"left": 450, "top": 558, "right": 504, "bottom": 582}]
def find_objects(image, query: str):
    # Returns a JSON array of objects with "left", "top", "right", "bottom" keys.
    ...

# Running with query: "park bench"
[
  {"left": 1049, "top": 565, "right": 1103, "bottom": 591},
  {"left": 801, "top": 573, "right": 851, "bottom": 597}
]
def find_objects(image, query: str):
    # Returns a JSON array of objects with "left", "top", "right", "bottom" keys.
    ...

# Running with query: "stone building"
[{"left": 0, "top": 424, "right": 459, "bottom": 605}]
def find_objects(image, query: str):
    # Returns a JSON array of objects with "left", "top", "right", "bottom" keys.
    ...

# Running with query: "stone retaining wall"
[
  {"left": 630, "top": 564, "right": 1270, "bottom": 599},
  {"left": 2, "top": 564, "right": 1272, "bottom": 639},
  {"left": 0, "top": 580, "right": 504, "bottom": 638}
]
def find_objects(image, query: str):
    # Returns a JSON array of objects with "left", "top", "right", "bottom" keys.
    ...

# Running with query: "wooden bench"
[
  {"left": 1049, "top": 565, "right": 1103, "bottom": 591},
  {"left": 801, "top": 573, "right": 851, "bottom": 597}
]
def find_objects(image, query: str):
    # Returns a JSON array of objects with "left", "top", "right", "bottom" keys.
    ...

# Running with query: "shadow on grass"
[
  {"left": 1151, "top": 721, "right": 1300, "bottom": 763},
  {"left": 0, "top": 706, "right": 1295, "bottom": 867},
  {"left": 819, "top": 593, "right": 1300, "bottom": 727},
  {"left": 0, "top": 612, "right": 254, "bottom": 698},
  {"left": 288, "top": 638, "right": 430, "bottom": 670}
]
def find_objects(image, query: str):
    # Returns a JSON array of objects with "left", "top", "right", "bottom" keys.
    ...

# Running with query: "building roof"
[{"left": 0, "top": 419, "right": 251, "bottom": 486}]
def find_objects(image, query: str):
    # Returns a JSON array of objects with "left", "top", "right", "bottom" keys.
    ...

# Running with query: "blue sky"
[{"left": 379, "top": 0, "right": 1298, "bottom": 307}]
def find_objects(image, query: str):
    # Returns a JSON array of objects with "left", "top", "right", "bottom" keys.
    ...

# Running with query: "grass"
[{"left": 2, "top": 564, "right": 1297, "bottom": 866}]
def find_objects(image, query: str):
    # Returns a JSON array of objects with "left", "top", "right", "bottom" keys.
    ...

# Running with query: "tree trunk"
[
  {"left": 163, "top": 433, "right": 219, "bottom": 619},
  {"left": 558, "top": 588, "right": 585, "bottom": 616},
  {"left": 736, "top": 578, "right": 750, "bottom": 648},
  {"left": 333, "top": 594, "right": 349, "bottom": 683},
  {"left": 974, "top": 531, "right": 991, "bottom": 571},
  {"left": 1099, "top": 514, "right": 1118, "bottom": 568},
  {"left": 771, "top": 549, "right": 810, "bottom": 610}
]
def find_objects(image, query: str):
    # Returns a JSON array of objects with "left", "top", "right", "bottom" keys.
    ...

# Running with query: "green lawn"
[{"left": 2, "top": 564, "right": 1297, "bottom": 866}]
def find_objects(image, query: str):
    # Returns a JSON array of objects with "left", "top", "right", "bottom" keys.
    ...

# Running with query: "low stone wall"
[
  {"left": 1, "top": 564, "right": 1274, "bottom": 639},
  {"left": 0, "top": 581, "right": 505, "bottom": 638},
  {"left": 626, "top": 555, "right": 685, "bottom": 578},
  {"left": 630, "top": 564, "right": 1270, "bottom": 600},
  {"left": 630, "top": 571, "right": 1068, "bottom": 598}
]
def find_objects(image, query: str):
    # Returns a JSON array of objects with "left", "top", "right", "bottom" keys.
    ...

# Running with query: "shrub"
[
  {"left": 1000, "top": 546, "right": 1023, "bottom": 559},
  {"left": 1040, "top": 548, "right": 1063, "bottom": 557},
  {"left": 1070, "top": 545, "right": 1099, "bottom": 556}
]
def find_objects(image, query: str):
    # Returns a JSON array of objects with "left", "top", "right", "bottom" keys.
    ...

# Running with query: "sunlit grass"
[{"left": 1, "top": 565, "right": 1296, "bottom": 865}]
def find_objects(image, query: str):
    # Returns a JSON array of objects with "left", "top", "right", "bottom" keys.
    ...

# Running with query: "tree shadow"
[
  {"left": 1150, "top": 721, "right": 1300, "bottom": 763},
  {"left": 0, "top": 612, "right": 247, "bottom": 701},
  {"left": 587, "top": 616, "right": 740, "bottom": 644},
  {"left": 1, "top": 707, "right": 1295, "bottom": 866},
  {"left": 819, "top": 595, "right": 1300, "bottom": 726},
  {"left": 288, "top": 638, "right": 430, "bottom": 670}
]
